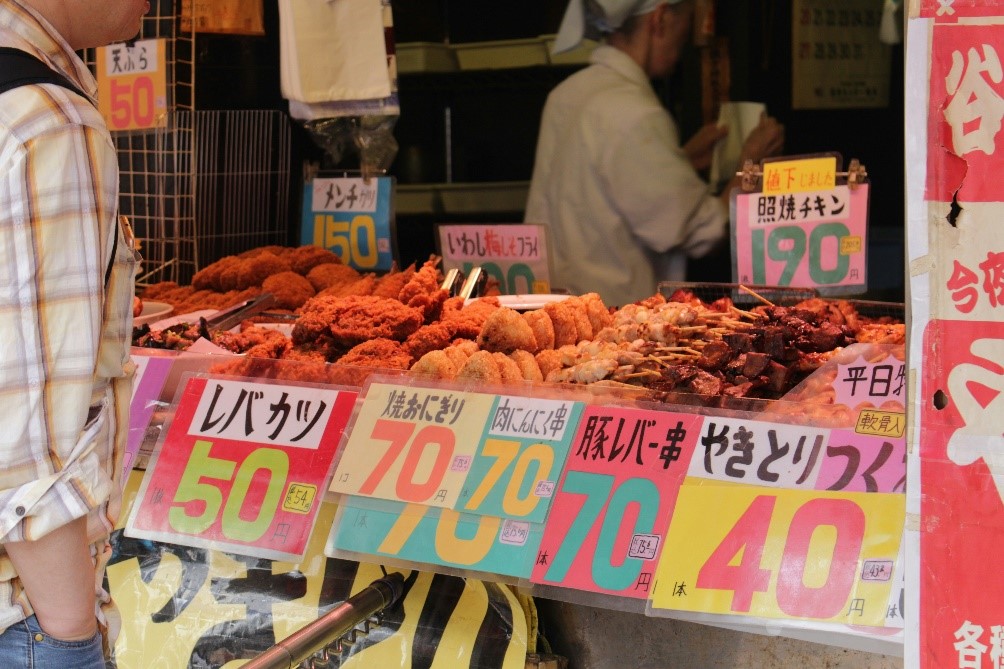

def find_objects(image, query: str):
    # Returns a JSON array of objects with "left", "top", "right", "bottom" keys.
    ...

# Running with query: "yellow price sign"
[
  {"left": 95, "top": 39, "right": 167, "bottom": 131},
  {"left": 763, "top": 157, "right": 837, "bottom": 195},
  {"left": 651, "top": 481, "right": 904, "bottom": 627},
  {"left": 329, "top": 382, "right": 496, "bottom": 508}
]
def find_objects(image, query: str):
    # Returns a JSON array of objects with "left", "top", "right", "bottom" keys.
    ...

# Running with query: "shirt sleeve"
[
  {"left": 602, "top": 106, "right": 728, "bottom": 259},
  {"left": 0, "top": 118, "right": 118, "bottom": 542}
]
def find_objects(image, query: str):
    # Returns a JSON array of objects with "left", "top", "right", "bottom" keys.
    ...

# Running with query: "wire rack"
[{"left": 84, "top": 0, "right": 291, "bottom": 287}]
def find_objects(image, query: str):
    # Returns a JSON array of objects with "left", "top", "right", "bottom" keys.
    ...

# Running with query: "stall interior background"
[{"left": 190, "top": 0, "right": 905, "bottom": 301}]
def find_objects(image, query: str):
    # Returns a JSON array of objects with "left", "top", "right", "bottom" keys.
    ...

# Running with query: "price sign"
[
  {"left": 651, "top": 484, "right": 905, "bottom": 627},
  {"left": 95, "top": 39, "right": 167, "bottom": 131},
  {"left": 688, "top": 417, "right": 831, "bottom": 490},
  {"left": 328, "top": 497, "right": 540, "bottom": 578},
  {"left": 126, "top": 376, "right": 356, "bottom": 561},
  {"left": 302, "top": 177, "right": 394, "bottom": 271},
  {"left": 531, "top": 407, "right": 704, "bottom": 598},
  {"left": 125, "top": 353, "right": 174, "bottom": 475},
  {"left": 732, "top": 184, "right": 869, "bottom": 294},
  {"left": 833, "top": 354, "right": 906, "bottom": 408},
  {"left": 438, "top": 224, "right": 552, "bottom": 294},
  {"left": 456, "top": 395, "right": 582, "bottom": 523},
  {"left": 330, "top": 382, "right": 495, "bottom": 508}
]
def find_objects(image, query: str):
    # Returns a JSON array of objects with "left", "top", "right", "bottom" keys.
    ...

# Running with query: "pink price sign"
[
  {"left": 733, "top": 184, "right": 869, "bottom": 294},
  {"left": 126, "top": 376, "right": 357, "bottom": 561},
  {"left": 531, "top": 405, "right": 704, "bottom": 598}
]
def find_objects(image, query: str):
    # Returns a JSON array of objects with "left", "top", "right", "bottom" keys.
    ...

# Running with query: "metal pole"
[{"left": 242, "top": 572, "right": 405, "bottom": 669}]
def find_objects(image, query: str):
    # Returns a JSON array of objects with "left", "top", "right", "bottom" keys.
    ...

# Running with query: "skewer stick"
[{"left": 739, "top": 284, "right": 775, "bottom": 307}]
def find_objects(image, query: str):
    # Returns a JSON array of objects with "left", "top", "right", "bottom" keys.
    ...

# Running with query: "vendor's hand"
[
  {"left": 739, "top": 112, "right": 785, "bottom": 165},
  {"left": 683, "top": 122, "right": 729, "bottom": 172}
]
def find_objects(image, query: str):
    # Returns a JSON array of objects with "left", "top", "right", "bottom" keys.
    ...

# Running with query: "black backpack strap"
[
  {"left": 0, "top": 47, "right": 87, "bottom": 99},
  {"left": 0, "top": 47, "right": 115, "bottom": 285}
]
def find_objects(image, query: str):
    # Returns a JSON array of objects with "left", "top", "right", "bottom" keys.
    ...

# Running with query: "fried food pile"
[
  {"left": 140, "top": 245, "right": 426, "bottom": 315},
  {"left": 134, "top": 244, "right": 905, "bottom": 408}
]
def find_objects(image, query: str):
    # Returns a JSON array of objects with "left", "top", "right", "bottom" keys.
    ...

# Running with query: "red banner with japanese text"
[{"left": 908, "top": 4, "right": 1004, "bottom": 668}]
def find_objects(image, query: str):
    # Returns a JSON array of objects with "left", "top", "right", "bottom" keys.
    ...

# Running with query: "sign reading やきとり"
[{"left": 907, "top": 4, "right": 1004, "bottom": 669}]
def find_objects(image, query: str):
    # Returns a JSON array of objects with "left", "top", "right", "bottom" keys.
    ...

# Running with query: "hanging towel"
[{"left": 278, "top": 0, "right": 391, "bottom": 104}]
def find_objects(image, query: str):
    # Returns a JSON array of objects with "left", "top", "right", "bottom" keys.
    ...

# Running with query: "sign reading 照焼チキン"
[{"left": 731, "top": 155, "right": 869, "bottom": 295}]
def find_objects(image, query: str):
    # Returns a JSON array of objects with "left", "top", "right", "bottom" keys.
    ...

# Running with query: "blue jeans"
[{"left": 0, "top": 615, "right": 104, "bottom": 668}]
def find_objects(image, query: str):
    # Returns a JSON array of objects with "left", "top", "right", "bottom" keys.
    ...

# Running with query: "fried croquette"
[
  {"left": 544, "top": 301, "right": 580, "bottom": 347},
  {"left": 371, "top": 263, "right": 416, "bottom": 299},
  {"left": 410, "top": 349, "right": 459, "bottom": 380},
  {"left": 492, "top": 352, "right": 524, "bottom": 383},
  {"left": 580, "top": 292, "right": 614, "bottom": 333},
  {"left": 477, "top": 307, "right": 538, "bottom": 353},
  {"left": 535, "top": 349, "right": 564, "bottom": 379},
  {"left": 337, "top": 338, "right": 413, "bottom": 370},
  {"left": 521, "top": 309, "right": 554, "bottom": 351},
  {"left": 509, "top": 350, "right": 544, "bottom": 382},
  {"left": 455, "top": 350, "right": 502, "bottom": 383},
  {"left": 322, "top": 295, "right": 424, "bottom": 345},
  {"left": 287, "top": 245, "right": 341, "bottom": 275},
  {"left": 262, "top": 271, "right": 316, "bottom": 310},
  {"left": 306, "top": 263, "right": 361, "bottom": 292},
  {"left": 236, "top": 252, "right": 291, "bottom": 289},
  {"left": 563, "top": 296, "right": 595, "bottom": 341}
]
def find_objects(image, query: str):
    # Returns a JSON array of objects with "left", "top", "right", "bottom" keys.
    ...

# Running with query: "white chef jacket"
[{"left": 525, "top": 45, "right": 727, "bottom": 306}]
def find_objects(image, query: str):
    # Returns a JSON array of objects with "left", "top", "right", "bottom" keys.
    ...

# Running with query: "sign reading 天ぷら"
[{"left": 96, "top": 39, "right": 168, "bottom": 131}]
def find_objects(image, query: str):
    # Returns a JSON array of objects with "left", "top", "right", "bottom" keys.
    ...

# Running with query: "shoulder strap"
[
  {"left": 0, "top": 48, "right": 115, "bottom": 285},
  {"left": 0, "top": 47, "right": 88, "bottom": 99}
]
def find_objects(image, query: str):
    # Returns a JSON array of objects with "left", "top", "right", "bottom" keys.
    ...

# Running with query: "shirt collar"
[
  {"left": 0, "top": 0, "right": 99, "bottom": 100},
  {"left": 588, "top": 44, "right": 653, "bottom": 90}
]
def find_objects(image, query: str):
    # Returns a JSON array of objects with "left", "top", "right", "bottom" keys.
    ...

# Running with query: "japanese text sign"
[
  {"left": 926, "top": 24, "right": 1004, "bottom": 203},
  {"left": 302, "top": 177, "right": 394, "bottom": 271},
  {"left": 733, "top": 184, "right": 869, "bottom": 294},
  {"left": 763, "top": 157, "right": 838, "bottom": 195},
  {"left": 531, "top": 406, "right": 704, "bottom": 599},
  {"left": 455, "top": 395, "right": 583, "bottom": 524},
  {"left": 126, "top": 376, "right": 356, "bottom": 561},
  {"left": 687, "top": 417, "right": 832, "bottom": 490},
  {"left": 96, "top": 39, "right": 167, "bottom": 132},
  {"left": 919, "top": 320, "right": 1004, "bottom": 668},
  {"left": 438, "top": 224, "right": 552, "bottom": 294},
  {"left": 329, "top": 497, "right": 541, "bottom": 578},
  {"left": 329, "top": 382, "right": 495, "bottom": 508},
  {"left": 650, "top": 484, "right": 906, "bottom": 627},
  {"left": 833, "top": 354, "right": 907, "bottom": 408}
]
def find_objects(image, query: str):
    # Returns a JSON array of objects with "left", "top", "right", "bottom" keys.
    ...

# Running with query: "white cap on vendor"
[{"left": 552, "top": 0, "right": 685, "bottom": 54}]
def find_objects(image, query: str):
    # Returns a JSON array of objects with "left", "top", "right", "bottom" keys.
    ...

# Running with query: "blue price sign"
[{"left": 301, "top": 177, "right": 394, "bottom": 271}]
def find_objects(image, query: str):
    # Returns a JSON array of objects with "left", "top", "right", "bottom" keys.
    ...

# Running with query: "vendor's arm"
[
  {"left": 717, "top": 112, "right": 785, "bottom": 208},
  {"left": 683, "top": 122, "right": 728, "bottom": 172}
]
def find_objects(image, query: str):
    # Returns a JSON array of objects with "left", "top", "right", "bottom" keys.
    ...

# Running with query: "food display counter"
[{"left": 120, "top": 247, "right": 907, "bottom": 667}]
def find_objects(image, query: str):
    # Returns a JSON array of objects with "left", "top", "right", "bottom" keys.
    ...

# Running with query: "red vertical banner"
[
  {"left": 920, "top": 321, "right": 1004, "bottom": 668},
  {"left": 911, "top": 5, "right": 1004, "bottom": 668}
]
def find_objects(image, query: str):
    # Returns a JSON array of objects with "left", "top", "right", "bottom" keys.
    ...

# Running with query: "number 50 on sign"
[{"left": 96, "top": 39, "right": 168, "bottom": 131}]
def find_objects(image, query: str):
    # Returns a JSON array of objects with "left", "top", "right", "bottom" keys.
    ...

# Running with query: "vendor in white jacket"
[{"left": 525, "top": 0, "right": 784, "bottom": 306}]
